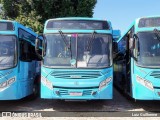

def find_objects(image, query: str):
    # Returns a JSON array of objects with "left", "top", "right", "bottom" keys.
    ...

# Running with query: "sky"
[{"left": 93, "top": 0, "right": 160, "bottom": 34}]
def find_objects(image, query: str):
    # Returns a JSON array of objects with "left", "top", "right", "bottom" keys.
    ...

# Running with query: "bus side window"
[
  {"left": 117, "top": 38, "right": 126, "bottom": 60},
  {"left": 19, "top": 40, "right": 32, "bottom": 62},
  {"left": 18, "top": 28, "right": 37, "bottom": 62}
]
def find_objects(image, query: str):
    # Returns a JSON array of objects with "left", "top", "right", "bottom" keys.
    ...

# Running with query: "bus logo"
[{"left": 70, "top": 75, "right": 81, "bottom": 79}]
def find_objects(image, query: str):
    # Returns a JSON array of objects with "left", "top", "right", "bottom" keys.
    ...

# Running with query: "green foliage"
[
  {"left": 0, "top": 0, "right": 97, "bottom": 33},
  {"left": 15, "top": 12, "right": 43, "bottom": 33},
  {"left": 1, "top": 0, "right": 19, "bottom": 18},
  {"left": 76, "top": 0, "right": 96, "bottom": 17},
  {"left": 0, "top": 2, "right": 5, "bottom": 19}
]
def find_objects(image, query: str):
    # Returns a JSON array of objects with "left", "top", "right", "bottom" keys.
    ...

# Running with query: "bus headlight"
[
  {"left": 41, "top": 76, "right": 53, "bottom": 90},
  {"left": 0, "top": 81, "right": 7, "bottom": 88},
  {"left": 0, "top": 77, "right": 16, "bottom": 89},
  {"left": 8, "top": 77, "right": 16, "bottom": 85},
  {"left": 136, "top": 75, "right": 154, "bottom": 91},
  {"left": 99, "top": 77, "right": 112, "bottom": 91}
]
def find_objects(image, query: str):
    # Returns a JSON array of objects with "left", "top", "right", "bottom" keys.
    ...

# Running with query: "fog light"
[
  {"left": 158, "top": 92, "right": 160, "bottom": 96},
  {"left": 91, "top": 91, "right": 97, "bottom": 95},
  {"left": 0, "top": 77, "right": 16, "bottom": 91},
  {"left": 8, "top": 77, "right": 16, "bottom": 85},
  {"left": 55, "top": 91, "right": 60, "bottom": 95},
  {"left": 0, "top": 81, "right": 7, "bottom": 88}
]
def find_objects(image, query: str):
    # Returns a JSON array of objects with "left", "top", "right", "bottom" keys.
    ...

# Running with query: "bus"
[
  {"left": 36, "top": 17, "right": 120, "bottom": 100},
  {"left": 0, "top": 20, "right": 42, "bottom": 100},
  {"left": 114, "top": 16, "right": 160, "bottom": 100}
]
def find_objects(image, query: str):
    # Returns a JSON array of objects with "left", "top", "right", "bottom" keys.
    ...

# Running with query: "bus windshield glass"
[
  {"left": 137, "top": 32, "right": 160, "bottom": 67},
  {"left": 0, "top": 35, "right": 17, "bottom": 69},
  {"left": 43, "top": 33, "right": 112, "bottom": 68},
  {"left": 46, "top": 20, "right": 109, "bottom": 30}
]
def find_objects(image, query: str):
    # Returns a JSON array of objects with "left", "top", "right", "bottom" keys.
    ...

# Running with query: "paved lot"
[
  {"left": 0, "top": 88, "right": 160, "bottom": 119},
  {"left": 0, "top": 88, "right": 160, "bottom": 111}
]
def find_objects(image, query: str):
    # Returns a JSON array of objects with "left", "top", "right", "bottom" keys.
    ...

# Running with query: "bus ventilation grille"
[
  {"left": 59, "top": 89, "right": 92, "bottom": 96},
  {"left": 51, "top": 71, "right": 101, "bottom": 79},
  {"left": 59, "top": 89, "right": 69, "bottom": 95},
  {"left": 150, "top": 71, "right": 160, "bottom": 78},
  {"left": 83, "top": 90, "right": 92, "bottom": 96}
]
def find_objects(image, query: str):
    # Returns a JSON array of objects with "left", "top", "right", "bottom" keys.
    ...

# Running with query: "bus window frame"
[
  {"left": 134, "top": 31, "right": 160, "bottom": 69},
  {"left": 0, "top": 22, "right": 15, "bottom": 31},
  {"left": 18, "top": 28, "right": 37, "bottom": 62},
  {"left": 46, "top": 20, "right": 110, "bottom": 30},
  {"left": 115, "top": 26, "right": 135, "bottom": 64},
  {"left": 42, "top": 32, "right": 113, "bottom": 69},
  {"left": 0, "top": 34, "right": 18, "bottom": 70}
]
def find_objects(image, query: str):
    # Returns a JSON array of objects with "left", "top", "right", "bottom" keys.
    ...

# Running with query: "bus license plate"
[{"left": 69, "top": 92, "right": 82, "bottom": 96}]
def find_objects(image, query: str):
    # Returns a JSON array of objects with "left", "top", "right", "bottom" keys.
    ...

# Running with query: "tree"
[
  {"left": 0, "top": 0, "right": 97, "bottom": 33},
  {"left": 0, "top": 3, "right": 3, "bottom": 18}
]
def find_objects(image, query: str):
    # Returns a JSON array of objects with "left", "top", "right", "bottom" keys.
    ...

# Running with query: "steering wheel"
[{"left": 58, "top": 51, "right": 70, "bottom": 58}]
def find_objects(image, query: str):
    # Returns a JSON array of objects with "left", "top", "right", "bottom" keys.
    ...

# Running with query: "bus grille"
[
  {"left": 83, "top": 90, "right": 92, "bottom": 96},
  {"left": 59, "top": 89, "right": 92, "bottom": 96},
  {"left": 150, "top": 71, "right": 160, "bottom": 78},
  {"left": 59, "top": 89, "right": 69, "bottom": 95},
  {"left": 51, "top": 71, "right": 101, "bottom": 79}
]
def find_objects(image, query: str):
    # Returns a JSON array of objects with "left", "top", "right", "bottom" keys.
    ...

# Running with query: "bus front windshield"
[
  {"left": 0, "top": 35, "right": 17, "bottom": 69},
  {"left": 43, "top": 33, "right": 112, "bottom": 68},
  {"left": 137, "top": 32, "right": 160, "bottom": 67}
]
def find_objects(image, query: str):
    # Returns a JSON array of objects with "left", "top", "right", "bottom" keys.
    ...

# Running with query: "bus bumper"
[
  {"left": 133, "top": 85, "right": 160, "bottom": 100},
  {"left": 0, "top": 86, "right": 18, "bottom": 100},
  {"left": 41, "top": 83, "right": 113, "bottom": 100}
]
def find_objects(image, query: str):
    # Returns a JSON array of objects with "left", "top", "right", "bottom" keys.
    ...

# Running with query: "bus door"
[
  {"left": 125, "top": 28, "right": 134, "bottom": 95},
  {"left": 19, "top": 39, "right": 33, "bottom": 94},
  {"left": 125, "top": 34, "right": 131, "bottom": 94}
]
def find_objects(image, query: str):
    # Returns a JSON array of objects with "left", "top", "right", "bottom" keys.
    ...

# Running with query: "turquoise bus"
[
  {"left": 114, "top": 16, "right": 160, "bottom": 100},
  {"left": 36, "top": 17, "right": 120, "bottom": 100},
  {"left": 0, "top": 20, "right": 41, "bottom": 100}
]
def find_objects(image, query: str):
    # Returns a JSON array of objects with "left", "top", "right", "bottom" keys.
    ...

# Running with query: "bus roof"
[
  {"left": 46, "top": 17, "right": 109, "bottom": 22},
  {"left": 0, "top": 19, "right": 37, "bottom": 36}
]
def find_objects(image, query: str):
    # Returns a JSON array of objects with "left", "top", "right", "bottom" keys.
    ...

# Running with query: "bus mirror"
[
  {"left": 134, "top": 38, "right": 140, "bottom": 61},
  {"left": 129, "top": 38, "right": 134, "bottom": 50},
  {"left": 129, "top": 38, "right": 138, "bottom": 61},
  {"left": 133, "top": 34, "right": 140, "bottom": 61},
  {"left": 35, "top": 37, "right": 42, "bottom": 60},
  {"left": 43, "top": 38, "right": 47, "bottom": 56},
  {"left": 35, "top": 38, "right": 39, "bottom": 51},
  {"left": 129, "top": 38, "right": 136, "bottom": 60},
  {"left": 134, "top": 49, "right": 138, "bottom": 61}
]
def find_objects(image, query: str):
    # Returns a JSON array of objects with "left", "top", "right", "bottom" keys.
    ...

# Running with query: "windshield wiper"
[
  {"left": 58, "top": 30, "right": 73, "bottom": 59},
  {"left": 58, "top": 30, "right": 70, "bottom": 49},
  {"left": 153, "top": 29, "right": 160, "bottom": 42},
  {"left": 87, "top": 30, "right": 97, "bottom": 51}
]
